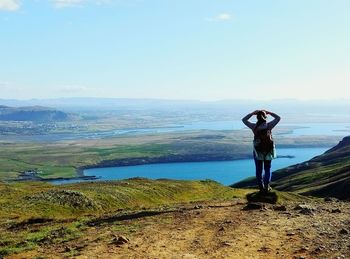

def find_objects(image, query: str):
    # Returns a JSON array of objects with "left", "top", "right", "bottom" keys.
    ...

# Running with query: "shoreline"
[
  {"left": 11, "top": 154, "right": 297, "bottom": 183},
  {"left": 12, "top": 154, "right": 297, "bottom": 183},
  {"left": 75, "top": 154, "right": 295, "bottom": 180}
]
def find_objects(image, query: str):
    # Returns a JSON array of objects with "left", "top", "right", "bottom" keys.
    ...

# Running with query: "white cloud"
[
  {"left": 52, "top": 0, "right": 112, "bottom": 8},
  {"left": 0, "top": 81, "right": 11, "bottom": 89},
  {"left": 206, "top": 13, "right": 233, "bottom": 22},
  {"left": 0, "top": 0, "right": 20, "bottom": 11},
  {"left": 58, "top": 85, "right": 91, "bottom": 93},
  {"left": 52, "top": 0, "right": 84, "bottom": 8}
]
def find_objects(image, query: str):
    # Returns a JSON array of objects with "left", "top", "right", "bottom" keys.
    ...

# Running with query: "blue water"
[
  {"left": 283, "top": 123, "right": 350, "bottom": 136},
  {"left": 50, "top": 121, "right": 348, "bottom": 185},
  {"left": 108, "top": 121, "right": 350, "bottom": 137},
  {"left": 53, "top": 147, "right": 329, "bottom": 186}
]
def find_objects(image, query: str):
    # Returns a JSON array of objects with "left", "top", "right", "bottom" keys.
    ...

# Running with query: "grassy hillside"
[
  {"left": 0, "top": 178, "right": 309, "bottom": 257},
  {"left": 233, "top": 136, "right": 350, "bottom": 200},
  {"left": 0, "top": 179, "right": 250, "bottom": 256},
  {"left": 0, "top": 179, "right": 248, "bottom": 221},
  {"left": 0, "top": 106, "right": 73, "bottom": 122}
]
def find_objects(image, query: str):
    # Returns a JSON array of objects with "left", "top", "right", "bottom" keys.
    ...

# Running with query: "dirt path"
[{"left": 9, "top": 199, "right": 350, "bottom": 259}]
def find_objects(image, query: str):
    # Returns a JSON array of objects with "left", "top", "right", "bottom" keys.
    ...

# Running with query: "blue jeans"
[{"left": 254, "top": 153, "right": 272, "bottom": 188}]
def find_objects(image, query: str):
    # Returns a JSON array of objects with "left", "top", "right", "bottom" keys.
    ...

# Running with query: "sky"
[{"left": 0, "top": 0, "right": 350, "bottom": 101}]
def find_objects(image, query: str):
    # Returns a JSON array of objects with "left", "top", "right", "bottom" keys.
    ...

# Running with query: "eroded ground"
[{"left": 7, "top": 199, "right": 350, "bottom": 259}]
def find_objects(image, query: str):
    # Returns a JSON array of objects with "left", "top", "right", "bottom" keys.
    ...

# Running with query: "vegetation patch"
[{"left": 27, "top": 190, "right": 96, "bottom": 209}]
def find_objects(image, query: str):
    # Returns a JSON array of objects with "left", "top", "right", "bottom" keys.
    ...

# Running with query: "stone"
[
  {"left": 331, "top": 208, "right": 341, "bottom": 213},
  {"left": 294, "top": 204, "right": 315, "bottom": 215},
  {"left": 218, "top": 226, "right": 225, "bottom": 232},
  {"left": 257, "top": 246, "right": 271, "bottom": 252},
  {"left": 246, "top": 191, "right": 278, "bottom": 204},
  {"left": 222, "top": 242, "right": 232, "bottom": 246},
  {"left": 324, "top": 197, "right": 338, "bottom": 202},
  {"left": 339, "top": 228, "right": 349, "bottom": 235},
  {"left": 243, "top": 202, "right": 264, "bottom": 210},
  {"left": 112, "top": 235, "right": 129, "bottom": 245},
  {"left": 274, "top": 205, "right": 287, "bottom": 211}
]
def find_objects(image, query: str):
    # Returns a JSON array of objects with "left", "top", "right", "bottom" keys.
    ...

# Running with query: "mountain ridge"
[
  {"left": 232, "top": 135, "right": 350, "bottom": 200},
  {"left": 0, "top": 105, "right": 74, "bottom": 122}
]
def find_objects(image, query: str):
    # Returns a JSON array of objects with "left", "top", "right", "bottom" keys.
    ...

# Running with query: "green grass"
[
  {"left": 0, "top": 142, "right": 172, "bottom": 180},
  {"left": 0, "top": 179, "right": 251, "bottom": 222},
  {"left": 36, "top": 166, "right": 76, "bottom": 179},
  {"left": 0, "top": 177, "right": 313, "bottom": 257},
  {"left": 0, "top": 178, "right": 253, "bottom": 257}
]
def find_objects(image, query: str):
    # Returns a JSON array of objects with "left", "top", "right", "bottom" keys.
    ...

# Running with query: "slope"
[{"left": 232, "top": 136, "right": 350, "bottom": 200}]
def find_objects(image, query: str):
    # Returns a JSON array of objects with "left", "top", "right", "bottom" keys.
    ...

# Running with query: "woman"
[{"left": 242, "top": 110, "right": 281, "bottom": 193}]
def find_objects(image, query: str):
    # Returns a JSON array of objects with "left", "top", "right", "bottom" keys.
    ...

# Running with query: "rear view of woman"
[{"left": 242, "top": 110, "right": 281, "bottom": 193}]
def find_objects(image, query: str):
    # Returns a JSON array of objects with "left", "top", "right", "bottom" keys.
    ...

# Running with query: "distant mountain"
[
  {"left": 232, "top": 136, "right": 350, "bottom": 200},
  {"left": 1, "top": 97, "right": 350, "bottom": 111},
  {"left": 0, "top": 106, "right": 73, "bottom": 122}
]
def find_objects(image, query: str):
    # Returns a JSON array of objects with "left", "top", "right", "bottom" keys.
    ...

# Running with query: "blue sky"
[{"left": 0, "top": 0, "right": 349, "bottom": 100}]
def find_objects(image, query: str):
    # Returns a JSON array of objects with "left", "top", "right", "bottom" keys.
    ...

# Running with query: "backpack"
[{"left": 253, "top": 128, "right": 274, "bottom": 154}]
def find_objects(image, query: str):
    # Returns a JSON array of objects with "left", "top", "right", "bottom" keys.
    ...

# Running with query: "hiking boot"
[
  {"left": 264, "top": 184, "right": 272, "bottom": 193},
  {"left": 258, "top": 184, "right": 265, "bottom": 193}
]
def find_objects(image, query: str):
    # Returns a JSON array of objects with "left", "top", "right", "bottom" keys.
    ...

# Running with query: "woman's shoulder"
[{"left": 245, "top": 121, "right": 256, "bottom": 130}]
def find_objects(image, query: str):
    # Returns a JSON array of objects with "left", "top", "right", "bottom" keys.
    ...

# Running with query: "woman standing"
[{"left": 242, "top": 110, "right": 281, "bottom": 193}]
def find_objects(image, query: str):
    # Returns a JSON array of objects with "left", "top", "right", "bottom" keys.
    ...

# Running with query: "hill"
[
  {"left": 0, "top": 179, "right": 349, "bottom": 258},
  {"left": 0, "top": 179, "right": 248, "bottom": 257},
  {"left": 232, "top": 136, "right": 350, "bottom": 200},
  {"left": 0, "top": 106, "right": 73, "bottom": 122}
]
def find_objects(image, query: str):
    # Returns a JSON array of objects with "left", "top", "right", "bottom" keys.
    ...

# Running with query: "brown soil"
[{"left": 8, "top": 199, "right": 350, "bottom": 259}]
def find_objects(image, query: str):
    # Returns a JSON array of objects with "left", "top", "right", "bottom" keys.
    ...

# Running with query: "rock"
[
  {"left": 218, "top": 226, "right": 225, "bottom": 232},
  {"left": 339, "top": 228, "right": 349, "bottom": 235},
  {"left": 246, "top": 191, "right": 278, "bottom": 204},
  {"left": 297, "top": 247, "right": 309, "bottom": 252},
  {"left": 112, "top": 235, "right": 129, "bottom": 245},
  {"left": 257, "top": 246, "right": 271, "bottom": 252},
  {"left": 324, "top": 197, "right": 339, "bottom": 202},
  {"left": 294, "top": 204, "right": 315, "bottom": 215},
  {"left": 243, "top": 202, "right": 265, "bottom": 210},
  {"left": 287, "top": 232, "right": 296, "bottom": 236},
  {"left": 313, "top": 245, "right": 326, "bottom": 253},
  {"left": 274, "top": 205, "right": 287, "bottom": 211},
  {"left": 194, "top": 205, "right": 203, "bottom": 209},
  {"left": 221, "top": 241, "right": 232, "bottom": 246},
  {"left": 331, "top": 208, "right": 341, "bottom": 213}
]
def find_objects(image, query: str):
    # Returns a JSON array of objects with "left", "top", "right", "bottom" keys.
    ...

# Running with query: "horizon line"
[{"left": 1, "top": 97, "right": 350, "bottom": 103}]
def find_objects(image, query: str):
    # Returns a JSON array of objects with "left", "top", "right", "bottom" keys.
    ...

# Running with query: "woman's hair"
[{"left": 254, "top": 110, "right": 267, "bottom": 131}]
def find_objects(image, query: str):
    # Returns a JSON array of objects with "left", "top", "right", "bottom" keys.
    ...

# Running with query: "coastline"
[
  {"left": 11, "top": 154, "right": 295, "bottom": 183},
  {"left": 76, "top": 154, "right": 295, "bottom": 177}
]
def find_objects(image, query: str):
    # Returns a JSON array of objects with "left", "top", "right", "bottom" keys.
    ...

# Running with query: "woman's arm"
[
  {"left": 265, "top": 110, "right": 281, "bottom": 129},
  {"left": 242, "top": 110, "right": 258, "bottom": 130}
]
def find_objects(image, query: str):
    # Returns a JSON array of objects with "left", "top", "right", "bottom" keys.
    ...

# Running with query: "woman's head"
[{"left": 256, "top": 110, "right": 267, "bottom": 122}]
